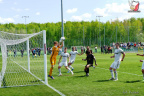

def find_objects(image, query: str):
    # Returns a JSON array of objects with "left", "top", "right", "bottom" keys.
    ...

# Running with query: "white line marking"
[
  {"left": 96, "top": 67, "right": 142, "bottom": 77},
  {"left": 11, "top": 59, "right": 65, "bottom": 96},
  {"left": 76, "top": 64, "right": 142, "bottom": 77}
]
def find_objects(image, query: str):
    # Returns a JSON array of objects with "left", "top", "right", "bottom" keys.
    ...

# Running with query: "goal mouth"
[{"left": 0, "top": 30, "right": 47, "bottom": 88}]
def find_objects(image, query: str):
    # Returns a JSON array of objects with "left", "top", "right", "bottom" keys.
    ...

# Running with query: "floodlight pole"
[
  {"left": 61, "top": 0, "right": 64, "bottom": 52},
  {"left": 96, "top": 16, "right": 103, "bottom": 47},
  {"left": 22, "top": 16, "right": 29, "bottom": 34}
]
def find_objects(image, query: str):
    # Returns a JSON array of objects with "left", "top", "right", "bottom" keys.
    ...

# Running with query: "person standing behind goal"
[{"left": 109, "top": 43, "right": 125, "bottom": 81}]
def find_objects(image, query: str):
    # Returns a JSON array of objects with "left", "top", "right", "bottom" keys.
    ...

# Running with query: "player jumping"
[
  {"left": 58, "top": 47, "right": 73, "bottom": 76},
  {"left": 67, "top": 47, "right": 82, "bottom": 73},
  {"left": 109, "top": 43, "right": 125, "bottom": 81},
  {"left": 48, "top": 40, "right": 63, "bottom": 79},
  {"left": 137, "top": 53, "right": 144, "bottom": 81},
  {"left": 82, "top": 51, "right": 97, "bottom": 76}
]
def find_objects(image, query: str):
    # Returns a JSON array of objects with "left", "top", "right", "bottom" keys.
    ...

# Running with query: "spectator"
[
  {"left": 20, "top": 49, "right": 24, "bottom": 57},
  {"left": 108, "top": 46, "right": 112, "bottom": 54},
  {"left": 101, "top": 46, "right": 104, "bottom": 54},
  {"left": 14, "top": 49, "right": 16, "bottom": 57},
  {"left": 134, "top": 43, "right": 136, "bottom": 47},
  {"left": 95, "top": 46, "right": 97, "bottom": 53},
  {"left": 38, "top": 48, "right": 41, "bottom": 56}
]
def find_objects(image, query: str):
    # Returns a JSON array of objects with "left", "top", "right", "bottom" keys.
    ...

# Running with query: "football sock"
[
  {"left": 110, "top": 70, "right": 114, "bottom": 78},
  {"left": 87, "top": 68, "right": 89, "bottom": 73},
  {"left": 143, "top": 74, "right": 144, "bottom": 79},
  {"left": 69, "top": 65, "right": 73, "bottom": 69},
  {"left": 49, "top": 67, "right": 53, "bottom": 76},
  {"left": 114, "top": 71, "right": 118, "bottom": 79},
  {"left": 86, "top": 68, "right": 89, "bottom": 73},
  {"left": 58, "top": 69, "right": 61, "bottom": 74},
  {"left": 67, "top": 68, "right": 73, "bottom": 74}
]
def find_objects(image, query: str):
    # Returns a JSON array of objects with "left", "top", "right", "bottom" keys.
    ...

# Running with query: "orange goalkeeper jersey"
[{"left": 50, "top": 46, "right": 60, "bottom": 58}]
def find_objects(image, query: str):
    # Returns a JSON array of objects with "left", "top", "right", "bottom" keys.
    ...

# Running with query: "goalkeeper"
[{"left": 48, "top": 37, "right": 64, "bottom": 79}]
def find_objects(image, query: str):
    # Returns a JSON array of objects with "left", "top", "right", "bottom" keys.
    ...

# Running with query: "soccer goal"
[{"left": 0, "top": 30, "right": 47, "bottom": 88}]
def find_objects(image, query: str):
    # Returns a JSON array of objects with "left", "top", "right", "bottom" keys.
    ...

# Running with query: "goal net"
[{"left": 0, "top": 30, "right": 47, "bottom": 88}]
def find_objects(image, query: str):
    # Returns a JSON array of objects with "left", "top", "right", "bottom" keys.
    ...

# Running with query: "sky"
[{"left": 0, "top": 0, "right": 144, "bottom": 24}]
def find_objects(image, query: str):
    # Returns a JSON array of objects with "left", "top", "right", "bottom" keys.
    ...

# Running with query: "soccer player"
[
  {"left": 82, "top": 51, "right": 97, "bottom": 76},
  {"left": 58, "top": 47, "right": 73, "bottom": 76},
  {"left": 137, "top": 54, "right": 144, "bottom": 81},
  {"left": 109, "top": 43, "right": 125, "bottom": 81},
  {"left": 67, "top": 47, "right": 82, "bottom": 72},
  {"left": 48, "top": 41, "right": 63, "bottom": 79},
  {"left": 86, "top": 46, "right": 90, "bottom": 56}
]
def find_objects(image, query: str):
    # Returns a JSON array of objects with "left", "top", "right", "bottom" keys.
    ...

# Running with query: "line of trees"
[{"left": 0, "top": 17, "right": 144, "bottom": 47}]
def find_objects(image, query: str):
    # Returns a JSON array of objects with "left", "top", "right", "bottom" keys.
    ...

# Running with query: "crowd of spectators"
[{"left": 112, "top": 42, "right": 142, "bottom": 49}]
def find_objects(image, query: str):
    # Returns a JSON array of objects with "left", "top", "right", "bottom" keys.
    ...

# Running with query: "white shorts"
[
  {"left": 142, "top": 62, "right": 144, "bottom": 69},
  {"left": 69, "top": 60, "right": 75, "bottom": 64},
  {"left": 59, "top": 62, "right": 68, "bottom": 67},
  {"left": 110, "top": 61, "right": 121, "bottom": 69}
]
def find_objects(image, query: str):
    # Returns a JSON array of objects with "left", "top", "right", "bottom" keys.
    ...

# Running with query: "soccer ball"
[
  {"left": 59, "top": 37, "right": 65, "bottom": 42},
  {"left": 61, "top": 37, "right": 65, "bottom": 41}
]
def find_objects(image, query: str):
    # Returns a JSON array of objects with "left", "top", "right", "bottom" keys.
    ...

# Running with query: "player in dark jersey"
[
  {"left": 86, "top": 46, "right": 90, "bottom": 56},
  {"left": 82, "top": 51, "right": 97, "bottom": 76}
]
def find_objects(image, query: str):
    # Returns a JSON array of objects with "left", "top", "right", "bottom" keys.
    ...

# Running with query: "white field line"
[
  {"left": 77, "top": 64, "right": 142, "bottom": 77},
  {"left": 11, "top": 59, "right": 65, "bottom": 96}
]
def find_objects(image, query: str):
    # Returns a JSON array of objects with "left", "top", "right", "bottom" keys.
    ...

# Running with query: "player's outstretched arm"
[
  {"left": 137, "top": 54, "right": 144, "bottom": 56},
  {"left": 58, "top": 56, "right": 62, "bottom": 64},
  {"left": 121, "top": 52, "right": 125, "bottom": 61},
  {"left": 58, "top": 42, "right": 63, "bottom": 48},
  {"left": 78, "top": 53, "right": 82, "bottom": 55},
  {"left": 82, "top": 58, "right": 87, "bottom": 61}
]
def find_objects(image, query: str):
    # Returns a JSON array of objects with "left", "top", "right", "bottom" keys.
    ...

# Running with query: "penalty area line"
[
  {"left": 96, "top": 67, "right": 142, "bottom": 77},
  {"left": 76, "top": 64, "right": 142, "bottom": 77}
]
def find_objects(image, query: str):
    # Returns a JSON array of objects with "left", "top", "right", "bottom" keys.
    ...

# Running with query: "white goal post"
[{"left": 0, "top": 30, "right": 47, "bottom": 88}]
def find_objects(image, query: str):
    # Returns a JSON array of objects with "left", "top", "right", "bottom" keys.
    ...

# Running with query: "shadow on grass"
[
  {"left": 73, "top": 71, "right": 84, "bottom": 73},
  {"left": 61, "top": 71, "right": 84, "bottom": 74},
  {"left": 125, "top": 80, "right": 141, "bottom": 83},
  {"left": 93, "top": 80, "right": 110, "bottom": 82},
  {"left": 74, "top": 75, "right": 86, "bottom": 78}
]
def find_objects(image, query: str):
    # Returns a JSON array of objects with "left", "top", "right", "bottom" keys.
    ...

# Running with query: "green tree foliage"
[{"left": 0, "top": 17, "right": 143, "bottom": 47}]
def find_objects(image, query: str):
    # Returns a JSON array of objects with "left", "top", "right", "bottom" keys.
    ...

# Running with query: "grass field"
[{"left": 1, "top": 52, "right": 144, "bottom": 96}]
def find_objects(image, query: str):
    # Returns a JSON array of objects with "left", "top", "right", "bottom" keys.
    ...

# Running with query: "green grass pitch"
[{"left": 0, "top": 52, "right": 144, "bottom": 96}]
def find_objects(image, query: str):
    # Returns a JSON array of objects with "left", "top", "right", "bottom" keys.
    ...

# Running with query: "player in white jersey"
[
  {"left": 109, "top": 43, "right": 125, "bottom": 81},
  {"left": 58, "top": 47, "right": 73, "bottom": 76},
  {"left": 68, "top": 47, "right": 82, "bottom": 72},
  {"left": 137, "top": 54, "right": 144, "bottom": 81}
]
